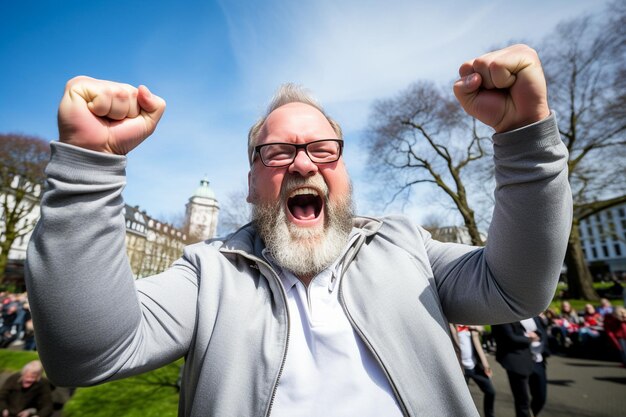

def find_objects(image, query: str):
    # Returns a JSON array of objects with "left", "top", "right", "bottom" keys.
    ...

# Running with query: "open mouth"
[{"left": 287, "top": 187, "right": 323, "bottom": 221}]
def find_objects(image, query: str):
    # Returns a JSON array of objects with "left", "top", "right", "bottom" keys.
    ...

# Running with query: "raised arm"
[
  {"left": 426, "top": 45, "right": 572, "bottom": 324},
  {"left": 25, "top": 77, "right": 198, "bottom": 386}
]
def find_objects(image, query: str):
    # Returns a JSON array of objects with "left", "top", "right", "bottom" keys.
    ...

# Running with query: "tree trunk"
[
  {"left": 564, "top": 221, "right": 598, "bottom": 300},
  {"left": 0, "top": 250, "right": 8, "bottom": 284},
  {"left": 456, "top": 191, "right": 484, "bottom": 246},
  {"left": 462, "top": 215, "right": 484, "bottom": 246},
  {"left": 0, "top": 226, "right": 17, "bottom": 284}
]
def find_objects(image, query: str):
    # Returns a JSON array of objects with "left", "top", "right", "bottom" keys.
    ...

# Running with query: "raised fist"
[
  {"left": 57, "top": 76, "right": 166, "bottom": 154},
  {"left": 453, "top": 44, "right": 550, "bottom": 133}
]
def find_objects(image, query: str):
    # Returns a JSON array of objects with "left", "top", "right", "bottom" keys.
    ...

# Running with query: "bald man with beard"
[
  {"left": 0, "top": 361, "right": 52, "bottom": 417},
  {"left": 25, "top": 44, "right": 572, "bottom": 417}
]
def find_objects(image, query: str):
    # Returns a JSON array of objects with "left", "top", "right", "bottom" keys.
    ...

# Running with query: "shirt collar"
[
  {"left": 261, "top": 230, "right": 360, "bottom": 294},
  {"left": 262, "top": 249, "right": 334, "bottom": 294}
]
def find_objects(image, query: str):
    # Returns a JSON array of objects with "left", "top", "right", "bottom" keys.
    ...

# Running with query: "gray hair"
[
  {"left": 21, "top": 360, "right": 43, "bottom": 376},
  {"left": 247, "top": 83, "right": 342, "bottom": 165}
]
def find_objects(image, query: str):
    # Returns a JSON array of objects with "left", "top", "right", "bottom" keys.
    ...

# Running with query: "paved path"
[{"left": 468, "top": 354, "right": 626, "bottom": 417}]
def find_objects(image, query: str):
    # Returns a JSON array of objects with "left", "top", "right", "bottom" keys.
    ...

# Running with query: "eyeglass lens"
[{"left": 259, "top": 140, "right": 341, "bottom": 166}]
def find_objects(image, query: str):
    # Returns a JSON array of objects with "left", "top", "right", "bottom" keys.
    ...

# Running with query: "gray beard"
[{"left": 252, "top": 174, "right": 354, "bottom": 279}]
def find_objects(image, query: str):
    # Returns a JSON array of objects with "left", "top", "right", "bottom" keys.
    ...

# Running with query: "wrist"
[{"left": 496, "top": 106, "right": 551, "bottom": 134}]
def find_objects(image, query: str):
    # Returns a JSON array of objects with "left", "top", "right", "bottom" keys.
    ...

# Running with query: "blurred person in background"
[{"left": 0, "top": 360, "right": 52, "bottom": 417}]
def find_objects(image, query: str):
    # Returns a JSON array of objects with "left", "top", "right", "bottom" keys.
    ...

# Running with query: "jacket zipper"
[
  {"left": 255, "top": 258, "right": 290, "bottom": 417},
  {"left": 337, "top": 268, "right": 410, "bottom": 417},
  {"left": 219, "top": 249, "right": 290, "bottom": 417}
]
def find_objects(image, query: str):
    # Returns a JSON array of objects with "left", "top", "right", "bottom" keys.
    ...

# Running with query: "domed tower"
[{"left": 185, "top": 177, "right": 219, "bottom": 242}]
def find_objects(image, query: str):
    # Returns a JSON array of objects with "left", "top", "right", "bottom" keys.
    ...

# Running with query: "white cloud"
[{"left": 95, "top": 0, "right": 614, "bottom": 223}]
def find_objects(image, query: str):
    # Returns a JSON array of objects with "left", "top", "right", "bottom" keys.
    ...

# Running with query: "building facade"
[
  {"left": 2, "top": 177, "right": 219, "bottom": 283},
  {"left": 123, "top": 204, "right": 192, "bottom": 278},
  {"left": 0, "top": 175, "right": 42, "bottom": 262},
  {"left": 425, "top": 225, "right": 487, "bottom": 245},
  {"left": 578, "top": 202, "right": 626, "bottom": 277}
]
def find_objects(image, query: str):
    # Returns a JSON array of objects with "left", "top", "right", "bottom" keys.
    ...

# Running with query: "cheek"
[
  {"left": 322, "top": 164, "right": 351, "bottom": 196},
  {"left": 249, "top": 169, "right": 284, "bottom": 203}
]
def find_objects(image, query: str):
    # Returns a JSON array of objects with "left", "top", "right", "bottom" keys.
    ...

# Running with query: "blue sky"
[{"left": 0, "top": 0, "right": 607, "bottom": 227}]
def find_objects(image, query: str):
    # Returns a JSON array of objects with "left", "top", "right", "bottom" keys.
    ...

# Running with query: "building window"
[
  {"left": 602, "top": 246, "right": 609, "bottom": 258},
  {"left": 591, "top": 247, "right": 597, "bottom": 259},
  {"left": 615, "top": 244, "right": 622, "bottom": 257},
  {"left": 618, "top": 208, "right": 625, "bottom": 217}
]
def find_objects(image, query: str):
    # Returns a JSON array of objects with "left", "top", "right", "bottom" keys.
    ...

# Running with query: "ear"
[{"left": 246, "top": 170, "right": 255, "bottom": 203}]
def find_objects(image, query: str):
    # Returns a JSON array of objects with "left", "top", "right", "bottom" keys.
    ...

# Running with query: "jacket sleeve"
[
  {"left": 497, "top": 323, "right": 531, "bottom": 347},
  {"left": 0, "top": 373, "right": 12, "bottom": 411},
  {"left": 25, "top": 142, "right": 199, "bottom": 387},
  {"left": 603, "top": 316, "right": 624, "bottom": 351},
  {"left": 424, "top": 113, "right": 572, "bottom": 324},
  {"left": 35, "top": 380, "right": 54, "bottom": 417}
]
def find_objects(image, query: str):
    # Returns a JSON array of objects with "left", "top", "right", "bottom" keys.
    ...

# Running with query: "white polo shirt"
[{"left": 265, "top": 249, "right": 402, "bottom": 417}]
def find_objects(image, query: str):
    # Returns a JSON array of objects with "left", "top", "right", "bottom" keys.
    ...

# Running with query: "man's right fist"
[{"left": 57, "top": 76, "right": 166, "bottom": 155}]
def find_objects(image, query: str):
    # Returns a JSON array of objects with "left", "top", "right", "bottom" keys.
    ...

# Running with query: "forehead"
[{"left": 260, "top": 102, "right": 337, "bottom": 143}]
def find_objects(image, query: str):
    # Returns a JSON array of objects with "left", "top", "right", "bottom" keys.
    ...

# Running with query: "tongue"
[{"left": 292, "top": 204, "right": 317, "bottom": 220}]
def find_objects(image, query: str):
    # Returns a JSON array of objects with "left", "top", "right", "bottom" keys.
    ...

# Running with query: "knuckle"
[
  {"left": 473, "top": 59, "right": 488, "bottom": 72},
  {"left": 488, "top": 61, "right": 504, "bottom": 72},
  {"left": 101, "top": 86, "right": 113, "bottom": 98},
  {"left": 114, "top": 89, "right": 130, "bottom": 100},
  {"left": 65, "top": 75, "right": 89, "bottom": 90}
]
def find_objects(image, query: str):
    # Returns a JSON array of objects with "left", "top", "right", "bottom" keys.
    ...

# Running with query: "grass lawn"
[
  {"left": 62, "top": 360, "right": 181, "bottom": 417},
  {"left": 0, "top": 350, "right": 40, "bottom": 372},
  {"left": 0, "top": 349, "right": 181, "bottom": 417},
  {"left": 551, "top": 281, "right": 624, "bottom": 313}
]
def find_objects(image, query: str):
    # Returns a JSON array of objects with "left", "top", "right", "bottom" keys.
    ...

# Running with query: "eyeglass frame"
[{"left": 251, "top": 139, "right": 344, "bottom": 168}]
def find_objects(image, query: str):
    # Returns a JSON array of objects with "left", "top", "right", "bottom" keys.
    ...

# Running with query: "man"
[
  {"left": 25, "top": 44, "right": 572, "bottom": 416},
  {"left": 597, "top": 298, "right": 614, "bottom": 317},
  {"left": 449, "top": 324, "right": 496, "bottom": 417},
  {"left": 604, "top": 306, "right": 626, "bottom": 367},
  {"left": 492, "top": 317, "right": 549, "bottom": 417},
  {"left": 0, "top": 360, "right": 53, "bottom": 417}
]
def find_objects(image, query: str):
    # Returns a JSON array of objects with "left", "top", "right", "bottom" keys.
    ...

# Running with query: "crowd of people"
[
  {"left": 0, "top": 293, "right": 35, "bottom": 351},
  {"left": 450, "top": 296, "right": 626, "bottom": 417},
  {"left": 543, "top": 298, "right": 626, "bottom": 364}
]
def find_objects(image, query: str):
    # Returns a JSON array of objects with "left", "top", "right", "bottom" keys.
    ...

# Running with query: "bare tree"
[
  {"left": 421, "top": 213, "right": 446, "bottom": 231},
  {"left": 217, "top": 188, "right": 251, "bottom": 236},
  {"left": 540, "top": 2, "right": 626, "bottom": 299},
  {"left": 0, "top": 134, "right": 50, "bottom": 282},
  {"left": 365, "top": 81, "right": 492, "bottom": 246}
]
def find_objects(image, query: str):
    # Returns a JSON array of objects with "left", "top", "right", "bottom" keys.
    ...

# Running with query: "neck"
[{"left": 297, "top": 275, "right": 313, "bottom": 287}]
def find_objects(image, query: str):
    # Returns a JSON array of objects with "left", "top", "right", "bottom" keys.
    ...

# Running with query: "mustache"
[{"left": 279, "top": 173, "right": 329, "bottom": 201}]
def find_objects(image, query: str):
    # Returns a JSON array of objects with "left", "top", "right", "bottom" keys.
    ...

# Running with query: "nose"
[{"left": 288, "top": 148, "right": 318, "bottom": 177}]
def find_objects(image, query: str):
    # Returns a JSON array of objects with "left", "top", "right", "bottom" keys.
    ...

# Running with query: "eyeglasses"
[{"left": 252, "top": 139, "right": 343, "bottom": 167}]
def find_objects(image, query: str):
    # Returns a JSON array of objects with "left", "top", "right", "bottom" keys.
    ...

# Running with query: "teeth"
[{"left": 289, "top": 187, "right": 320, "bottom": 198}]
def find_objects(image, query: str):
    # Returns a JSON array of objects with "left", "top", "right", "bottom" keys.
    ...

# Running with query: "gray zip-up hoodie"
[{"left": 25, "top": 114, "right": 572, "bottom": 416}]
